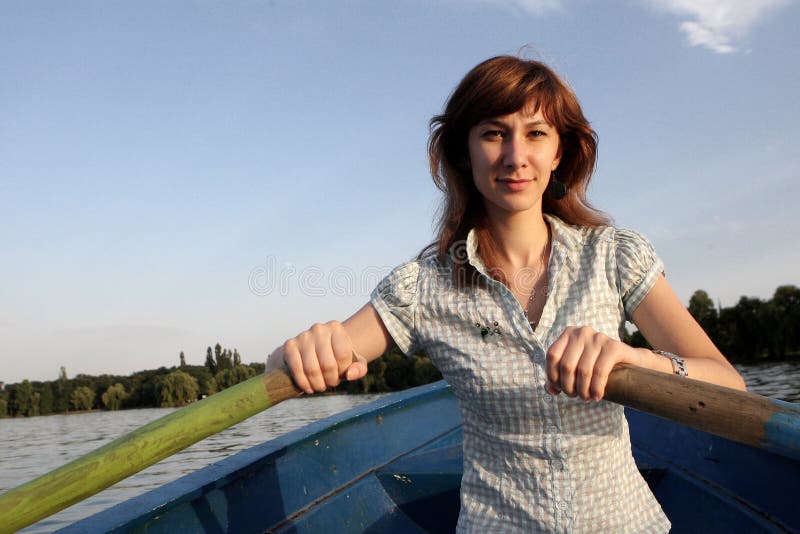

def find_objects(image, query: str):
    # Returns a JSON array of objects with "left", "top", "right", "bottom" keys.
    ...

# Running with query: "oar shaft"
[
  {"left": 605, "top": 366, "right": 800, "bottom": 460},
  {"left": 0, "top": 371, "right": 301, "bottom": 534}
]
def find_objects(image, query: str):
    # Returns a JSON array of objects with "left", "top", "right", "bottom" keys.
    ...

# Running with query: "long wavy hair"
[{"left": 425, "top": 55, "right": 610, "bottom": 284}]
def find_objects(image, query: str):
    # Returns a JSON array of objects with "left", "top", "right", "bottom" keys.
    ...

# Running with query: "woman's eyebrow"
[
  {"left": 525, "top": 119, "right": 552, "bottom": 128},
  {"left": 477, "top": 118, "right": 552, "bottom": 128}
]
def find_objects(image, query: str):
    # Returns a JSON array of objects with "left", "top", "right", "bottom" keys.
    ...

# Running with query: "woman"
[{"left": 268, "top": 56, "right": 745, "bottom": 532}]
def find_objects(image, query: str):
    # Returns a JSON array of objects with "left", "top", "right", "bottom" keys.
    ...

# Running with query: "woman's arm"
[
  {"left": 266, "top": 303, "right": 395, "bottom": 394},
  {"left": 546, "top": 276, "right": 746, "bottom": 401},
  {"left": 630, "top": 275, "right": 746, "bottom": 390}
]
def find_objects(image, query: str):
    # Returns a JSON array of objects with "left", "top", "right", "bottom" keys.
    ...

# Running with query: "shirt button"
[
  {"left": 557, "top": 501, "right": 568, "bottom": 511},
  {"left": 548, "top": 425, "right": 558, "bottom": 433}
]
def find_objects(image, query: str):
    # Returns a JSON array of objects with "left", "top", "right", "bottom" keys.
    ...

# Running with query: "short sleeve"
[
  {"left": 370, "top": 261, "right": 420, "bottom": 356},
  {"left": 615, "top": 228, "right": 665, "bottom": 320}
]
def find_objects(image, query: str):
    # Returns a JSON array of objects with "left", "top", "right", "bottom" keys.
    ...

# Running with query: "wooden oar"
[
  {"left": 0, "top": 370, "right": 302, "bottom": 534},
  {"left": 604, "top": 365, "right": 800, "bottom": 461}
]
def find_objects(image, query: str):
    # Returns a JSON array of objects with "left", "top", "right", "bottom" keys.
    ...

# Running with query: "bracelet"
[{"left": 653, "top": 350, "right": 688, "bottom": 377}]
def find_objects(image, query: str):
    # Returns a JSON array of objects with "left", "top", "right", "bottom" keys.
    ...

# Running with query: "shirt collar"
[
  {"left": 544, "top": 213, "right": 583, "bottom": 250},
  {"left": 465, "top": 214, "right": 582, "bottom": 275}
]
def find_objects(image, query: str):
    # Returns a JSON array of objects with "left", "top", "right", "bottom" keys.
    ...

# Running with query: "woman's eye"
[
  {"left": 482, "top": 130, "right": 503, "bottom": 139},
  {"left": 529, "top": 130, "right": 546, "bottom": 137}
]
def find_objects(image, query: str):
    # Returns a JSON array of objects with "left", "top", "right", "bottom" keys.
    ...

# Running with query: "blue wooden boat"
[{"left": 59, "top": 380, "right": 800, "bottom": 533}]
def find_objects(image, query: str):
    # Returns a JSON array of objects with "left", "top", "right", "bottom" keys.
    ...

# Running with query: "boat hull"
[{"left": 61, "top": 381, "right": 799, "bottom": 533}]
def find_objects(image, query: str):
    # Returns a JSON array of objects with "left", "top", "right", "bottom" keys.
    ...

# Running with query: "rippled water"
[
  {"left": 735, "top": 361, "right": 800, "bottom": 403},
  {"left": 2, "top": 363, "right": 798, "bottom": 532},
  {"left": 1, "top": 394, "right": 384, "bottom": 533}
]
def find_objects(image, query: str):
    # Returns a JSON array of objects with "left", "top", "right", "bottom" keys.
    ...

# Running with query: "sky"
[{"left": 1, "top": 0, "right": 798, "bottom": 384}]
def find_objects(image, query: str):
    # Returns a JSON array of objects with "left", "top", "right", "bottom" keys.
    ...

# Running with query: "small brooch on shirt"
[{"left": 476, "top": 321, "right": 502, "bottom": 340}]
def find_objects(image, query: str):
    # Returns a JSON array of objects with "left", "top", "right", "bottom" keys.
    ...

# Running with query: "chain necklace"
[{"left": 524, "top": 236, "right": 551, "bottom": 327}]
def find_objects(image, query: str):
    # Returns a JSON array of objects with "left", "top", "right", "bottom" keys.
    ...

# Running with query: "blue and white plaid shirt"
[{"left": 371, "top": 214, "right": 671, "bottom": 533}]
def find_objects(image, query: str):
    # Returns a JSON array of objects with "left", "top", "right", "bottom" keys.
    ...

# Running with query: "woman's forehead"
[{"left": 476, "top": 104, "right": 552, "bottom": 125}]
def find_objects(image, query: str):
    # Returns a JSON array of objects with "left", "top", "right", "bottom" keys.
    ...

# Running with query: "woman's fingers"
[
  {"left": 545, "top": 330, "right": 569, "bottom": 392},
  {"left": 280, "top": 320, "right": 361, "bottom": 394},
  {"left": 311, "top": 323, "right": 339, "bottom": 388},
  {"left": 556, "top": 332, "right": 586, "bottom": 397},
  {"left": 346, "top": 351, "right": 369, "bottom": 381},
  {"left": 588, "top": 346, "right": 618, "bottom": 401},
  {"left": 283, "top": 338, "right": 314, "bottom": 394},
  {"left": 547, "top": 326, "right": 586, "bottom": 397},
  {"left": 547, "top": 326, "right": 621, "bottom": 401},
  {"left": 330, "top": 321, "right": 357, "bottom": 376}
]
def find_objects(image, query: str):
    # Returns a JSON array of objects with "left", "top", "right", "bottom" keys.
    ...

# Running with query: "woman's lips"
[{"left": 497, "top": 178, "right": 532, "bottom": 192}]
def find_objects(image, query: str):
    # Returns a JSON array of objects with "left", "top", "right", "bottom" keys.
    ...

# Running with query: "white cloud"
[{"left": 645, "top": 0, "right": 794, "bottom": 53}]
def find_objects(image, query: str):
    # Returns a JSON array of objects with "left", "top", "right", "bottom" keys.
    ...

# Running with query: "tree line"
[
  {"left": 2, "top": 284, "right": 797, "bottom": 418},
  {"left": 625, "top": 285, "right": 800, "bottom": 363},
  {"left": 0, "top": 342, "right": 441, "bottom": 418},
  {"left": 0, "top": 343, "right": 262, "bottom": 418}
]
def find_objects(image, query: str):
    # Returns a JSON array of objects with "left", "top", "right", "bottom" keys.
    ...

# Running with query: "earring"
[{"left": 548, "top": 172, "right": 567, "bottom": 200}]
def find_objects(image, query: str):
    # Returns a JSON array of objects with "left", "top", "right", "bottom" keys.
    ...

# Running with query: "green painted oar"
[{"left": 0, "top": 370, "right": 302, "bottom": 534}]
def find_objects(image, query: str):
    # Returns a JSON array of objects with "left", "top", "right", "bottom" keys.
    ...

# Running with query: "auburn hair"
[{"left": 425, "top": 55, "right": 610, "bottom": 284}]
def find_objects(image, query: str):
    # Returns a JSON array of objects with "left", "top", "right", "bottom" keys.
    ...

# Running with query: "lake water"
[
  {"left": 1, "top": 394, "right": 385, "bottom": 533},
  {"left": 2, "top": 363, "right": 798, "bottom": 532}
]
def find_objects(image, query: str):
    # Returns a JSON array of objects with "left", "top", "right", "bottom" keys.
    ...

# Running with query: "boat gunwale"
[{"left": 58, "top": 381, "right": 458, "bottom": 533}]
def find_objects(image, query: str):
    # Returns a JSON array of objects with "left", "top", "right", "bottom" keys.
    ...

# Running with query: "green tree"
[
  {"left": 14, "top": 380, "right": 33, "bottom": 417},
  {"left": 413, "top": 356, "right": 442, "bottom": 385},
  {"left": 232, "top": 364, "right": 255, "bottom": 385},
  {"left": 157, "top": 370, "right": 199, "bottom": 407},
  {"left": 101, "top": 383, "right": 128, "bottom": 410},
  {"left": 54, "top": 366, "right": 71, "bottom": 413},
  {"left": 214, "top": 364, "right": 255, "bottom": 390},
  {"left": 180, "top": 366, "right": 218, "bottom": 397},
  {"left": 203, "top": 375, "right": 218, "bottom": 396},
  {"left": 0, "top": 398, "right": 7, "bottom": 418},
  {"left": 40, "top": 382, "right": 54, "bottom": 415},
  {"left": 218, "top": 347, "right": 233, "bottom": 371},
  {"left": 205, "top": 347, "right": 217, "bottom": 374},
  {"left": 233, "top": 349, "right": 241, "bottom": 367},
  {"left": 70, "top": 386, "right": 95, "bottom": 411},
  {"left": 214, "top": 344, "right": 228, "bottom": 371},
  {"left": 719, "top": 296, "right": 766, "bottom": 361},
  {"left": 179, "top": 351, "right": 186, "bottom": 368},
  {"left": 126, "top": 369, "right": 161, "bottom": 408},
  {"left": 688, "top": 289, "right": 718, "bottom": 340},
  {"left": 771, "top": 285, "right": 800, "bottom": 357},
  {"left": 29, "top": 391, "right": 41, "bottom": 417},
  {"left": 383, "top": 350, "right": 414, "bottom": 391}
]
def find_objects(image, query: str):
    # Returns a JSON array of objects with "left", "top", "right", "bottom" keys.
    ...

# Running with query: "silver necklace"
[{"left": 525, "top": 238, "right": 550, "bottom": 326}]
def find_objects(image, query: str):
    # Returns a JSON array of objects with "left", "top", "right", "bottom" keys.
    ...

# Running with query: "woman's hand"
[
  {"left": 267, "top": 321, "right": 368, "bottom": 394},
  {"left": 545, "top": 326, "right": 642, "bottom": 402}
]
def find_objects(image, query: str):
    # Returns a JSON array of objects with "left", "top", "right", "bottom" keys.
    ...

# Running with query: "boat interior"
[{"left": 61, "top": 382, "right": 798, "bottom": 533}]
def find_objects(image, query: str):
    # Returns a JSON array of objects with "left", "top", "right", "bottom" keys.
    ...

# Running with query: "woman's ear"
[{"left": 552, "top": 142, "right": 562, "bottom": 171}]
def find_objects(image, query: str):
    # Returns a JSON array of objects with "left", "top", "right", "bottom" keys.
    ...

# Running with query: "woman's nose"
[{"left": 502, "top": 135, "right": 527, "bottom": 169}]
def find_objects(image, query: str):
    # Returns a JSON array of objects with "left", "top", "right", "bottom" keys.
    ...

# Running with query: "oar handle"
[
  {"left": 0, "top": 370, "right": 302, "bottom": 534},
  {"left": 605, "top": 365, "right": 800, "bottom": 461}
]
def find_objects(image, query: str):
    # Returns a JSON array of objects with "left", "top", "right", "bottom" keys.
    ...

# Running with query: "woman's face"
[{"left": 467, "top": 106, "right": 561, "bottom": 220}]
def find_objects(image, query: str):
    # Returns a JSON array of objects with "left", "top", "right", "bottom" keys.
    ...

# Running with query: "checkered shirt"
[{"left": 371, "top": 215, "right": 671, "bottom": 533}]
